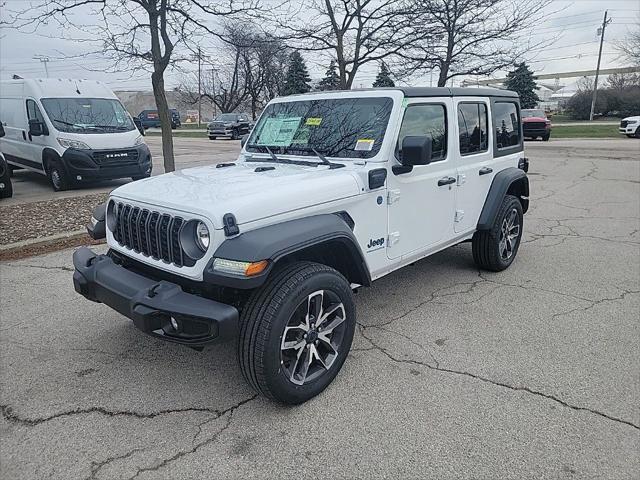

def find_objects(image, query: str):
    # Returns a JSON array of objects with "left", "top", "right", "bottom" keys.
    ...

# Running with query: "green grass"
[
  {"left": 550, "top": 114, "right": 620, "bottom": 124},
  {"left": 552, "top": 124, "right": 622, "bottom": 138}
]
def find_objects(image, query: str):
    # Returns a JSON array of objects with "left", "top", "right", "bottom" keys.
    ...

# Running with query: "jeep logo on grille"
[{"left": 105, "top": 153, "right": 128, "bottom": 158}]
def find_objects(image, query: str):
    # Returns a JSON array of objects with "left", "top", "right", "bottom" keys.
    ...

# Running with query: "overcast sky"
[{"left": 0, "top": 0, "right": 638, "bottom": 91}]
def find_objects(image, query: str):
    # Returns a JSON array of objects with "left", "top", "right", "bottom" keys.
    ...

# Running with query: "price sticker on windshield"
[
  {"left": 305, "top": 117, "right": 322, "bottom": 126},
  {"left": 354, "top": 138, "right": 375, "bottom": 151}
]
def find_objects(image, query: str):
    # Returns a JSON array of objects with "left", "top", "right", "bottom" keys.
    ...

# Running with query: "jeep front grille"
[{"left": 111, "top": 203, "right": 194, "bottom": 267}]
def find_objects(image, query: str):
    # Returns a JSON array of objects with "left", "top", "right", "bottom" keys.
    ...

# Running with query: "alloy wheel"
[
  {"left": 499, "top": 208, "right": 520, "bottom": 260},
  {"left": 280, "top": 289, "right": 347, "bottom": 386}
]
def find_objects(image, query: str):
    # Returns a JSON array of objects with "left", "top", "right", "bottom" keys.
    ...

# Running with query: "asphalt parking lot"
[
  {"left": 1, "top": 138, "right": 639, "bottom": 479},
  {"left": 4, "top": 136, "right": 239, "bottom": 205}
]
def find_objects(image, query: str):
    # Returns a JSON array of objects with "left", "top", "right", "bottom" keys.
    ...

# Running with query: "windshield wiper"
[
  {"left": 281, "top": 145, "right": 345, "bottom": 169},
  {"left": 246, "top": 144, "right": 323, "bottom": 167}
]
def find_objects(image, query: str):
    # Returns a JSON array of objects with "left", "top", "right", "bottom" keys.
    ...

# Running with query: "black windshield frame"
[{"left": 245, "top": 96, "right": 394, "bottom": 159}]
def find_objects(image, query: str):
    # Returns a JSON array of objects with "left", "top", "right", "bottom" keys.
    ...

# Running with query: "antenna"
[{"left": 33, "top": 55, "right": 51, "bottom": 77}]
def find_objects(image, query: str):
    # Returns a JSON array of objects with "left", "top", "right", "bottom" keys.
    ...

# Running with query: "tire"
[
  {"left": 627, "top": 134, "right": 634, "bottom": 138},
  {"left": 238, "top": 261, "right": 356, "bottom": 404},
  {"left": 47, "top": 159, "right": 72, "bottom": 191},
  {"left": 635, "top": 127, "right": 640, "bottom": 139},
  {"left": 472, "top": 195, "right": 524, "bottom": 272},
  {"left": 542, "top": 133, "right": 550, "bottom": 141},
  {"left": 231, "top": 128, "right": 239, "bottom": 140},
  {"left": 209, "top": 136, "right": 216, "bottom": 140}
]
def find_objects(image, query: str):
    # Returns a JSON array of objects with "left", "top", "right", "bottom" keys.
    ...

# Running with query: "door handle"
[
  {"left": 438, "top": 176, "right": 456, "bottom": 186},
  {"left": 479, "top": 167, "right": 493, "bottom": 175}
]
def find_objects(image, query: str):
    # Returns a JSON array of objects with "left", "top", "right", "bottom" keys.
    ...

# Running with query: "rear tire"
[
  {"left": 47, "top": 159, "right": 72, "bottom": 191},
  {"left": 238, "top": 261, "right": 356, "bottom": 404},
  {"left": 472, "top": 195, "right": 523, "bottom": 272}
]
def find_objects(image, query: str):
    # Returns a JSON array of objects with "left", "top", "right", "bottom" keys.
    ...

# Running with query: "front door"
[
  {"left": 387, "top": 99, "right": 456, "bottom": 260},
  {"left": 24, "top": 98, "right": 49, "bottom": 171}
]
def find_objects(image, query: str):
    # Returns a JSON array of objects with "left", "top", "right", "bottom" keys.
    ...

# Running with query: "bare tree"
[
  {"left": 615, "top": 19, "right": 640, "bottom": 66},
  {"left": 398, "top": 0, "right": 553, "bottom": 86},
  {"left": 6, "top": 0, "right": 257, "bottom": 172},
  {"left": 274, "top": 0, "right": 412, "bottom": 89}
]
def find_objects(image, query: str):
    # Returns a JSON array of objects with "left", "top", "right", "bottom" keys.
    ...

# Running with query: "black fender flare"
[
  {"left": 205, "top": 214, "right": 371, "bottom": 289},
  {"left": 477, "top": 167, "right": 529, "bottom": 230}
]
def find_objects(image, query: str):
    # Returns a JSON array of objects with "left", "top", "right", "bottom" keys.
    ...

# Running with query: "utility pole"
[
  {"left": 210, "top": 68, "right": 218, "bottom": 119},
  {"left": 589, "top": 10, "right": 611, "bottom": 121},
  {"left": 197, "top": 47, "right": 202, "bottom": 126},
  {"left": 33, "top": 55, "right": 50, "bottom": 77}
]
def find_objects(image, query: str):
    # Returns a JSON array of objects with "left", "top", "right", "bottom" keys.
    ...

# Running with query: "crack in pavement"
[
  {"left": 356, "top": 325, "right": 640, "bottom": 431},
  {"left": 128, "top": 395, "right": 257, "bottom": 479},
  {"left": 86, "top": 447, "right": 146, "bottom": 480},
  {"left": 0, "top": 395, "right": 257, "bottom": 428}
]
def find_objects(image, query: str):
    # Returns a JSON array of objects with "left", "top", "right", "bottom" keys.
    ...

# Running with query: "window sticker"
[
  {"left": 354, "top": 138, "right": 375, "bottom": 151},
  {"left": 257, "top": 117, "right": 302, "bottom": 146},
  {"left": 305, "top": 117, "right": 322, "bottom": 126}
]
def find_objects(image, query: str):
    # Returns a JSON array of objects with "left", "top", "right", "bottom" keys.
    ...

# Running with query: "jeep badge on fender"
[{"left": 73, "top": 87, "right": 529, "bottom": 405}]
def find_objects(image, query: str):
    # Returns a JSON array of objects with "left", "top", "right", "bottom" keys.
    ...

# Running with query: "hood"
[
  {"left": 110, "top": 161, "right": 362, "bottom": 229},
  {"left": 522, "top": 116, "right": 548, "bottom": 123},
  {"left": 622, "top": 116, "right": 640, "bottom": 122},
  {"left": 55, "top": 128, "right": 141, "bottom": 150}
]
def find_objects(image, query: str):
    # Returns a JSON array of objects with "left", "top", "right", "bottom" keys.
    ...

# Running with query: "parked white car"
[
  {"left": 0, "top": 78, "right": 151, "bottom": 191},
  {"left": 74, "top": 87, "right": 529, "bottom": 404},
  {"left": 619, "top": 116, "right": 640, "bottom": 138}
]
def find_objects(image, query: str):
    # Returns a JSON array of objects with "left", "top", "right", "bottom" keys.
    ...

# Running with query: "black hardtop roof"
[{"left": 289, "top": 86, "right": 519, "bottom": 99}]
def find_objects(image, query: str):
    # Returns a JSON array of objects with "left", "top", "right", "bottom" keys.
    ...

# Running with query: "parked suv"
[
  {"left": 207, "top": 113, "right": 251, "bottom": 140},
  {"left": 138, "top": 109, "right": 181, "bottom": 129},
  {"left": 619, "top": 116, "right": 639, "bottom": 138},
  {"left": 74, "top": 87, "right": 529, "bottom": 404},
  {"left": 521, "top": 109, "right": 551, "bottom": 141}
]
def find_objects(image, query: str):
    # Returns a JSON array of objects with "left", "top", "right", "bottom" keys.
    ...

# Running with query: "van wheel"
[
  {"left": 48, "top": 160, "right": 71, "bottom": 191},
  {"left": 472, "top": 195, "right": 523, "bottom": 272},
  {"left": 238, "top": 262, "right": 356, "bottom": 404}
]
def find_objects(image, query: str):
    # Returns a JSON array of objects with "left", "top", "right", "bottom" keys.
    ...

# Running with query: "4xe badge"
[{"left": 366, "top": 237, "right": 385, "bottom": 252}]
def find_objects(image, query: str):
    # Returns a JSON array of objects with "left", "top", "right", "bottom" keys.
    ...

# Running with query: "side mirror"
[
  {"left": 240, "top": 134, "right": 249, "bottom": 148},
  {"left": 0, "top": 123, "right": 5, "bottom": 138},
  {"left": 393, "top": 135, "right": 432, "bottom": 174},
  {"left": 28, "top": 119, "right": 45, "bottom": 136}
]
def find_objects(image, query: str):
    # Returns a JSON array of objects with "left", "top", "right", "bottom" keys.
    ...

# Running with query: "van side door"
[{"left": 386, "top": 98, "right": 456, "bottom": 260}]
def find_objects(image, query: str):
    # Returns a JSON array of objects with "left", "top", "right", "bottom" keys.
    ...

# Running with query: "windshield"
[
  {"left": 522, "top": 109, "right": 545, "bottom": 118},
  {"left": 245, "top": 97, "right": 394, "bottom": 159},
  {"left": 215, "top": 114, "right": 238, "bottom": 122},
  {"left": 41, "top": 97, "right": 135, "bottom": 133}
]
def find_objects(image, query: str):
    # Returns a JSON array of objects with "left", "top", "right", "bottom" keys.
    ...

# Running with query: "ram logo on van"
[{"left": 105, "top": 153, "right": 129, "bottom": 159}]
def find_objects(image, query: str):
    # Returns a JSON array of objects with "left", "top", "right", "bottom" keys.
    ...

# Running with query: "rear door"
[
  {"left": 453, "top": 98, "right": 493, "bottom": 233},
  {"left": 387, "top": 98, "right": 456, "bottom": 260}
]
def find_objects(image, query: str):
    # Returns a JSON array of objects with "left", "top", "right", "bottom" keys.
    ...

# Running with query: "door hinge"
[
  {"left": 457, "top": 174, "right": 466, "bottom": 185},
  {"left": 454, "top": 210, "right": 465, "bottom": 222},
  {"left": 387, "top": 189, "right": 401, "bottom": 205},
  {"left": 388, "top": 232, "right": 400, "bottom": 246}
]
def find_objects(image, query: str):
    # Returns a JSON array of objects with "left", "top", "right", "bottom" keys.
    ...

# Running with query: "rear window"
[{"left": 493, "top": 102, "right": 521, "bottom": 149}]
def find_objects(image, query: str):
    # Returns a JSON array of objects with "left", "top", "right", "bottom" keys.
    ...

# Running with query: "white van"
[{"left": 0, "top": 78, "right": 152, "bottom": 191}]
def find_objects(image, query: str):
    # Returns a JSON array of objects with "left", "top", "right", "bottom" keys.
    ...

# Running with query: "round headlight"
[{"left": 195, "top": 221, "right": 210, "bottom": 251}]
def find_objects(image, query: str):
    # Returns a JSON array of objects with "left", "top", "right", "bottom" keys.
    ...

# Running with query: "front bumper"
[
  {"left": 619, "top": 126, "right": 637, "bottom": 134},
  {"left": 62, "top": 144, "right": 152, "bottom": 181},
  {"left": 208, "top": 129, "right": 233, "bottom": 137},
  {"left": 72, "top": 247, "right": 239, "bottom": 346},
  {"left": 523, "top": 127, "right": 550, "bottom": 136}
]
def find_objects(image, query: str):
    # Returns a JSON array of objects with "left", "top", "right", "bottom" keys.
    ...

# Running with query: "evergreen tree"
[
  {"left": 317, "top": 60, "right": 341, "bottom": 91},
  {"left": 504, "top": 63, "right": 540, "bottom": 108},
  {"left": 283, "top": 51, "right": 311, "bottom": 95},
  {"left": 373, "top": 63, "right": 395, "bottom": 88}
]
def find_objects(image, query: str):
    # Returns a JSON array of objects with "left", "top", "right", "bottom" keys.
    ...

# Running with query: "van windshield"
[
  {"left": 245, "top": 97, "right": 394, "bottom": 159},
  {"left": 41, "top": 98, "right": 135, "bottom": 133}
]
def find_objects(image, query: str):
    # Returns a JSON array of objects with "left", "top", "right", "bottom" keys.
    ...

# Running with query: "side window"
[
  {"left": 397, "top": 104, "right": 447, "bottom": 162},
  {"left": 458, "top": 103, "right": 488, "bottom": 155},
  {"left": 26, "top": 99, "right": 46, "bottom": 123},
  {"left": 493, "top": 102, "right": 520, "bottom": 149}
]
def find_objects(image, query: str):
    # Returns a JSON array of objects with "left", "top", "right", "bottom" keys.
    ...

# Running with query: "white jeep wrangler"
[{"left": 73, "top": 87, "right": 529, "bottom": 404}]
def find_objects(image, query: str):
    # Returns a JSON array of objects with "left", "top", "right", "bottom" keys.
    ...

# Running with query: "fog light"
[
  {"left": 170, "top": 317, "right": 179, "bottom": 330},
  {"left": 76, "top": 175, "right": 82, "bottom": 180}
]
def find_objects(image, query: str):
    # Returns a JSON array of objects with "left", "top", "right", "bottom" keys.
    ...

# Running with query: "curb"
[{"left": 0, "top": 230, "right": 86, "bottom": 251}]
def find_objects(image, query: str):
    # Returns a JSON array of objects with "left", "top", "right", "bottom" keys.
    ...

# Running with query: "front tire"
[
  {"left": 472, "top": 195, "right": 523, "bottom": 272},
  {"left": 238, "top": 262, "right": 356, "bottom": 404},
  {"left": 634, "top": 127, "right": 640, "bottom": 138},
  {"left": 47, "top": 159, "right": 72, "bottom": 191},
  {"left": 542, "top": 133, "right": 550, "bottom": 141}
]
